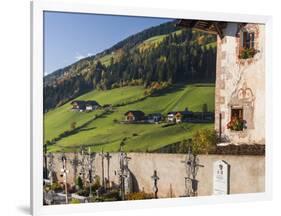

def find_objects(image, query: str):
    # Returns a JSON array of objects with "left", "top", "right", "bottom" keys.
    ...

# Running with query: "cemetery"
[{"left": 43, "top": 142, "right": 265, "bottom": 205}]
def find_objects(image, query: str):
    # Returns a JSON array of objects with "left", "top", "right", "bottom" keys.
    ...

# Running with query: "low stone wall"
[{"left": 48, "top": 153, "right": 265, "bottom": 197}]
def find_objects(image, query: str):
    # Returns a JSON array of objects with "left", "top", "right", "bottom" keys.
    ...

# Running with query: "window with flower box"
[
  {"left": 227, "top": 108, "right": 244, "bottom": 131},
  {"left": 239, "top": 31, "right": 257, "bottom": 59},
  {"left": 242, "top": 31, "right": 255, "bottom": 49}
]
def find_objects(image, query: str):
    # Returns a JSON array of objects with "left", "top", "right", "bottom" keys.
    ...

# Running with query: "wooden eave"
[{"left": 176, "top": 19, "right": 227, "bottom": 39}]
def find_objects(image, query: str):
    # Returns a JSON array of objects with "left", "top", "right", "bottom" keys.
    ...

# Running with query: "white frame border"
[{"left": 31, "top": 0, "right": 273, "bottom": 215}]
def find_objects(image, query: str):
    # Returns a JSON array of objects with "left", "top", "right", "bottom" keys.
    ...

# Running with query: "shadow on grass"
[
  {"left": 150, "top": 83, "right": 186, "bottom": 97},
  {"left": 151, "top": 82, "right": 215, "bottom": 98},
  {"left": 78, "top": 126, "right": 96, "bottom": 132}
]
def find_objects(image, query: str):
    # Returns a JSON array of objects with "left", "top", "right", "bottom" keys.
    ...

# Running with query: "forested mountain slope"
[{"left": 44, "top": 20, "right": 216, "bottom": 111}]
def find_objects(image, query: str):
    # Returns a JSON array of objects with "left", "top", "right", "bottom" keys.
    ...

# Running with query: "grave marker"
[{"left": 213, "top": 160, "right": 230, "bottom": 195}]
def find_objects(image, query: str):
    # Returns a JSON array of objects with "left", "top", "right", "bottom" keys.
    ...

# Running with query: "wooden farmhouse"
[
  {"left": 167, "top": 112, "right": 177, "bottom": 123},
  {"left": 71, "top": 100, "right": 100, "bottom": 112},
  {"left": 71, "top": 100, "right": 86, "bottom": 111},
  {"left": 147, "top": 113, "right": 163, "bottom": 123},
  {"left": 85, "top": 101, "right": 100, "bottom": 111},
  {"left": 124, "top": 111, "right": 145, "bottom": 122},
  {"left": 167, "top": 111, "right": 185, "bottom": 123},
  {"left": 178, "top": 19, "right": 265, "bottom": 145}
]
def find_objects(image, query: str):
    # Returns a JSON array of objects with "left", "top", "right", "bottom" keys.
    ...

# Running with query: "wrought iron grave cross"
[
  {"left": 181, "top": 139, "right": 204, "bottom": 197},
  {"left": 104, "top": 152, "right": 112, "bottom": 189},
  {"left": 151, "top": 170, "right": 160, "bottom": 198},
  {"left": 60, "top": 153, "right": 69, "bottom": 204}
]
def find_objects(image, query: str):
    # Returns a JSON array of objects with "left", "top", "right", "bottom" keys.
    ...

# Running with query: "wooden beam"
[
  {"left": 213, "top": 22, "right": 224, "bottom": 39},
  {"left": 177, "top": 19, "right": 226, "bottom": 38}
]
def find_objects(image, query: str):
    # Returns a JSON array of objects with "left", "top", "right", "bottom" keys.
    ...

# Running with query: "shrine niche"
[{"left": 229, "top": 82, "right": 255, "bottom": 130}]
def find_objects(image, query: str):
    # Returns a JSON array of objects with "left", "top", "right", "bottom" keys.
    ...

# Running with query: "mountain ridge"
[{"left": 44, "top": 20, "right": 179, "bottom": 83}]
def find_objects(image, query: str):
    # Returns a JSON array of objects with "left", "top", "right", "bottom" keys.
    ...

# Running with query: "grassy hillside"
[
  {"left": 44, "top": 86, "right": 144, "bottom": 142},
  {"left": 45, "top": 84, "right": 215, "bottom": 153},
  {"left": 138, "top": 30, "right": 183, "bottom": 53}
]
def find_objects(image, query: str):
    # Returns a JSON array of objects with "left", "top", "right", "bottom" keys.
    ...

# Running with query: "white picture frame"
[{"left": 31, "top": 0, "right": 273, "bottom": 215}]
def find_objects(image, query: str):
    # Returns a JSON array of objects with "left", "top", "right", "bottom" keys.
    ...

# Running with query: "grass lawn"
[
  {"left": 44, "top": 83, "right": 215, "bottom": 153},
  {"left": 44, "top": 86, "right": 145, "bottom": 142}
]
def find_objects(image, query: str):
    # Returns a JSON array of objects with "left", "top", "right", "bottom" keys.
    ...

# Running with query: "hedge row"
[
  {"left": 153, "top": 143, "right": 265, "bottom": 155},
  {"left": 210, "top": 144, "right": 265, "bottom": 155}
]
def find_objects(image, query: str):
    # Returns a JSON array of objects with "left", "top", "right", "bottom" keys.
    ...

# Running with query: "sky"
[{"left": 44, "top": 12, "right": 172, "bottom": 75}]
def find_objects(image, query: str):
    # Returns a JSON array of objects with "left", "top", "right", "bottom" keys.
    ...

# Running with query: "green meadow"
[{"left": 44, "top": 84, "right": 215, "bottom": 153}]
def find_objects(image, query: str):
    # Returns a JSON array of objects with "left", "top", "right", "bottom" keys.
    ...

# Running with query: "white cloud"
[
  {"left": 74, "top": 53, "right": 85, "bottom": 61},
  {"left": 74, "top": 52, "right": 94, "bottom": 61}
]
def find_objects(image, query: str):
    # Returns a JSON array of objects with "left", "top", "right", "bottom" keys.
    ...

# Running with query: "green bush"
[
  {"left": 92, "top": 176, "right": 101, "bottom": 191},
  {"left": 192, "top": 128, "right": 217, "bottom": 154},
  {"left": 77, "top": 189, "right": 89, "bottom": 197},
  {"left": 70, "top": 198, "right": 80, "bottom": 204},
  {"left": 50, "top": 182, "right": 63, "bottom": 192},
  {"left": 102, "top": 190, "right": 120, "bottom": 201},
  {"left": 239, "top": 47, "right": 257, "bottom": 59},
  {"left": 111, "top": 83, "right": 120, "bottom": 89},
  {"left": 126, "top": 191, "right": 154, "bottom": 200},
  {"left": 43, "top": 184, "right": 51, "bottom": 192},
  {"left": 75, "top": 176, "right": 83, "bottom": 190},
  {"left": 202, "top": 103, "right": 208, "bottom": 112}
]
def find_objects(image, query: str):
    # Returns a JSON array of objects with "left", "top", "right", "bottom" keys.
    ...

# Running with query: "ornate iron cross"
[
  {"left": 104, "top": 152, "right": 112, "bottom": 189},
  {"left": 181, "top": 140, "right": 204, "bottom": 197},
  {"left": 69, "top": 151, "right": 81, "bottom": 183},
  {"left": 99, "top": 149, "right": 106, "bottom": 188},
  {"left": 151, "top": 170, "right": 160, "bottom": 198},
  {"left": 118, "top": 150, "right": 131, "bottom": 200},
  {"left": 60, "top": 153, "right": 69, "bottom": 204},
  {"left": 47, "top": 153, "right": 55, "bottom": 184},
  {"left": 84, "top": 148, "right": 96, "bottom": 197}
]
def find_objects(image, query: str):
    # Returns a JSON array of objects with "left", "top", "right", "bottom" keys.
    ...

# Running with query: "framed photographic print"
[{"left": 31, "top": 0, "right": 272, "bottom": 215}]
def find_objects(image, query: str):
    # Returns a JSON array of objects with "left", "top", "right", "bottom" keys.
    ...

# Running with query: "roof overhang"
[{"left": 176, "top": 19, "right": 227, "bottom": 39}]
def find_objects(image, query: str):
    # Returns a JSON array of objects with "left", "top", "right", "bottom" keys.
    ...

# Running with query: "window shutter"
[
  {"left": 243, "top": 31, "right": 247, "bottom": 48},
  {"left": 240, "top": 31, "right": 244, "bottom": 48},
  {"left": 250, "top": 33, "right": 255, "bottom": 48}
]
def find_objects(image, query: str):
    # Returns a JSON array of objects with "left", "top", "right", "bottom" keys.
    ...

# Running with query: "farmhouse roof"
[
  {"left": 167, "top": 112, "right": 177, "bottom": 115},
  {"left": 176, "top": 19, "right": 227, "bottom": 39},
  {"left": 147, "top": 113, "right": 162, "bottom": 117},
  {"left": 124, "top": 110, "right": 145, "bottom": 117},
  {"left": 71, "top": 100, "right": 85, "bottom": 105},
  {"left": 181, "top": 110, "right": 193, "bottom": 115},
  {"left": 71, "top": 100, "right": 100, "bottom": 106},
  {"left": 168, "top": 110, "right": 193, "bottom": 116},
  {"left": 85, "top": 100, "right": 100, "bottom": 106}
]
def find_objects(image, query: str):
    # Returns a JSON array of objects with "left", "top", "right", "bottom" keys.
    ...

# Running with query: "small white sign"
[{"left": 213, "top": 160, "right": 230, "bottom": 195}]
